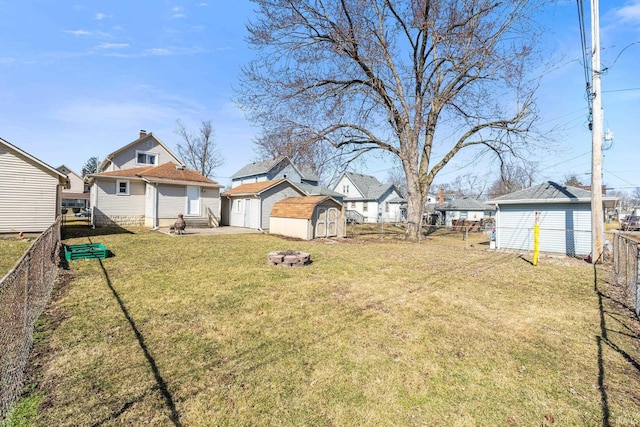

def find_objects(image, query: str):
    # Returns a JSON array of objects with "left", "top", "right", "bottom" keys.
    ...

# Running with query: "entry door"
[{"left": 186, "top": 186, "right": 200, "bottom": 215}]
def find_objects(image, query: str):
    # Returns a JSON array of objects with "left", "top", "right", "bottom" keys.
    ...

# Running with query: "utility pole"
[{"left": 590, "top": 0, "right": 604, "bottom": 263}]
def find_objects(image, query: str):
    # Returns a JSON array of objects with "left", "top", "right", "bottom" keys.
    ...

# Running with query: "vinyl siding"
[
  {"left": 107, "top": 138, "right": 179, "bottom": 171},
  {"left": 155, "top": 184, "right": 220, "bottom": 220},
  {"left": 496, "top": 203, "right": 592, "bottom": 256},
  {"left": 260, "top": 185, "right": 305, "bottom": 230},
  {"left": 0, "top": 146, "right": 60, "bottom": 233},
  {"left": 94, "top": 179, "right": 146, "bottom": 215},
  {"left": 334, "top": 176, "right": 363, "bottom": 198}
]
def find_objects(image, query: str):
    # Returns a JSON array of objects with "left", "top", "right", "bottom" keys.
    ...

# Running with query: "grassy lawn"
[
  {"left": 0, "top": 238, "right": 31, "bottom": 277},
  {"left": 8, "top": 226, "right": 640, "bottom": 426}
]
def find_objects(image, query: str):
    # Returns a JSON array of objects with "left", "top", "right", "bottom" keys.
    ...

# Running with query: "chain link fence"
[
  {"left": 0, "top": 217, "right": 61, "bottom": 421},
  {"left": 612, "top": 231, "right": 640, "bottom": 318}
]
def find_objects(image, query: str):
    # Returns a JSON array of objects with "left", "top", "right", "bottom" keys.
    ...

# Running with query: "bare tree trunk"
[{"left": 403, "top": 158, "right": 425, "bottom": 241}]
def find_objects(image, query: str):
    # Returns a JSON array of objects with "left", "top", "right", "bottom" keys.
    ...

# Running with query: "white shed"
[
  {"left": 488, "top": 181, "right": 617, "bottom": 256},
  {"left": 0, "top": 138, "right": 67, "bottom": 233}
]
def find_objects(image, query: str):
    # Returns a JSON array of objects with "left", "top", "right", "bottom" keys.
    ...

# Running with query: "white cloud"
[
  {"left": 96, "top": 43, "right": 129, "bottom": 49},
  {"left": 172, "top": 6, "right": 186, "bottom": 18},
  {"left": 614, "top": 0, "right": 640, "bottom": 23},
  {"left": 197, "top": 2, "right": 209, "bottom": 6},
  {"left": 0, "top": 57, "right": 16, "bottom": 65},
  {"left": 65, "top": 29, "right": 91, "bottom": 36},
  {"left": 146, "top": 48, "right": 172, "bottom": 56},
  {"left": 95, "top": 12, "right": 113, "bottom": 20},
  {"left": 64, "top": 29, "right": 113, "bottom": 38}
]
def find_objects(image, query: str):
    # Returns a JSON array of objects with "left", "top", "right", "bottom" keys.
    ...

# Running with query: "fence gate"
[{"left": 613, "top": 232, "right": 640, "bottom": 318}]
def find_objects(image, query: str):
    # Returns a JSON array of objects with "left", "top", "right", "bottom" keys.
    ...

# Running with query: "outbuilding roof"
[
  {"left": 271, "top": 196, "right": 339, "bottom": 219},
  {"left": 222, "top": 179, "right": 290, "bottom": 196},
  {"left": 487, "top": 181, "right": 617, "bottom": 207},
  {"left": 437, "top": 197, "right": 495, "bottom": 211}
]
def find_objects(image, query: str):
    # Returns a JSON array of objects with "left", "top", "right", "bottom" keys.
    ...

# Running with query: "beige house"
[
  {"left": 270, "top": 196, "right": 344, "bottom": 240},
  {"left": 57, "top": 165, "right": 89, "bottom": 211},
  {"left": 88, "top": 131, "right": 222, "bottom": 228},
  {"left": 0, "top": 137, "right": 67, "bottom": 233}
]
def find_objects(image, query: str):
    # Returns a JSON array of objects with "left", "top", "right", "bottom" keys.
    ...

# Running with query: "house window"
[
  {"left": 363, "top": 202, "right": 368, "bottom": 212},
  {"left": 385, "top": 202, "right": 389, "bottom": 213},
  {"left": 351, "top": 201, "right": 356, "bottom": 208},
  {"left": 343, "top": 184, "right": 349, "bottom": 194},
  {"left": 116, "top": 180, "right": 130, "bottom": 195},
  {"left": 136, "top": 150, "right": 157, "bottom": 165}
]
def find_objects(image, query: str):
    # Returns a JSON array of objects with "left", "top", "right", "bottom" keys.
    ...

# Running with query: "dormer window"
[{"left": 136, "top": 150, "right": 157, "bottom": 165}]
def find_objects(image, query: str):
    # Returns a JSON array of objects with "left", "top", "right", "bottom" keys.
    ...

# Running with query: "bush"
[{"left": 72, "top": 208, "right": 81, "bottom": 214}]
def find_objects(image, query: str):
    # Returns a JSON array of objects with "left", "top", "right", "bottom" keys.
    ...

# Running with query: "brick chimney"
[
  {"left": 139, "top": 129, "right": 147, "bottom": 139},
  {"left": 438, "top": 188, "right": 444, "bottom": 204}
]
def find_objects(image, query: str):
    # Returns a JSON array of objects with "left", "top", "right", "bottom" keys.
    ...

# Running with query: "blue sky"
[{"left": 0, "top": 0, "right": 638, "bottom": 192}]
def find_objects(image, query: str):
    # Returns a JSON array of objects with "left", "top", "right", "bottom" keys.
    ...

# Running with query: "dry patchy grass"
[
  {"left": 13, "top": 227, "right": 640, "bottom": 426},
  {"left": 0, "top": 238, "right": 31, "bottom": 277}
]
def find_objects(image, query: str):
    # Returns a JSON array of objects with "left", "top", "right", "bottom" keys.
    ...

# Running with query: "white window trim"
[
  {"left": 135, "top": 150, "right": 158, "bottom": 165},
  {"left": 116, "top": 179, "right": 130, "bottom": 196}
]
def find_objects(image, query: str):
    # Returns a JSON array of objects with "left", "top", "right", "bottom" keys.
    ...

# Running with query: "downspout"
[
  {"left": 257, "top": 195, "right": 264, "bottom": 233},
  {"left": 152, "top": 182, "right": 159, "bottom": 229}
]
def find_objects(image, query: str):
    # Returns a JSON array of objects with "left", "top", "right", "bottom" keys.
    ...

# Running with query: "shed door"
[
  {"left": 327, "top": 207, "right": 338, "bottom": 237},
  {"left": 316, "top": 207, "right": 327, "bottom": 237}
]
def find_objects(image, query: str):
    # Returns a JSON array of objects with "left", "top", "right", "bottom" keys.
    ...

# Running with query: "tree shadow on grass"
[
  {"left": 593, "top": 262, "right": 640, "bottom": 427},
  {"left": 95, "top": 258, "right": 182, "bottom": 426},
  {"left": 62, "top": 224, "right": 135, "bottom": 240}
]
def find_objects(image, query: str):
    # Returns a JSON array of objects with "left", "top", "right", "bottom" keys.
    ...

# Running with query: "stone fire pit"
[{"left": 268, "top": 250, "right": 311, "bottom": 267}]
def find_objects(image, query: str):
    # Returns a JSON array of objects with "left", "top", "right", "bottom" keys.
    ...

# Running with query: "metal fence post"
[{"left": 637, "top": 246, "right": 640, "bottom": 318}]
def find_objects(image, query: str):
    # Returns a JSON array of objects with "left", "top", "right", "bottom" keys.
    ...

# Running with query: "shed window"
[
  {"left": 235, "top": 199, "right": 242, "bottom": 213},
  {"left": 385, "top": 202, "right": 389, "bottom": 213},
  {"left": 363, "top": 202, "right": 368, "bottom": 212},
  {"left": 351, "top": 201, "right": 356, "bottom": 208},
  {"left": 116, "top": 180, "right": 129, "bottom": 195}
]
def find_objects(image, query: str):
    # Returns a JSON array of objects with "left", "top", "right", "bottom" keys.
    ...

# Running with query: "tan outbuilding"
[{"left": 270, "top": 196, "right": 344, "bottom": 240}]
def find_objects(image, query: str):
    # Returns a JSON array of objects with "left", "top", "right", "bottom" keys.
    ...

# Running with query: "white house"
[
  {"left": 57, "top": 165, "right": 89, "bottom": 211},
  {"left": 88, "top": 131, "right": 222, "bottom": 228},
  {"left": 332, "top": 172, "right": 405, "bottom": 223},
  {"left": 0, "top": 137, "right": 67, "bottom": 233},
  {"left": 488, "top": 181, "right": 617, "bottom": 256}
]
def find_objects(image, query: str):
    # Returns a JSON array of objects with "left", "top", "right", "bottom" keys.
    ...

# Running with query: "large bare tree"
[
  {"left": 239, "top": 0, "right": 543, "bottom": 240},
  {"left": 175, "top": 120, "right": 224, "bottom": 178}
]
